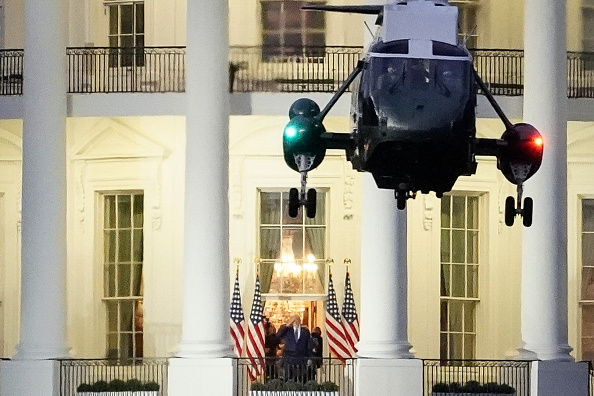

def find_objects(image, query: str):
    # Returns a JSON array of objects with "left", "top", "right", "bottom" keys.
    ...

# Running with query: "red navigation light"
[{"left": 534, "top": 137, "right": 543, "bottom": 147}]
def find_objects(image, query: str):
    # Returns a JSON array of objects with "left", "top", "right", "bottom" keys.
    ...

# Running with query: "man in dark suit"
[{"left": 277, "top": 315, "right": 312, "bottom": 382}]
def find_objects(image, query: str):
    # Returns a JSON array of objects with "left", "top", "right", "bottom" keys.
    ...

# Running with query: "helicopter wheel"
[
  {"left": 396, "top": 190, "right": 406, "bottom": 210},
  {"left": 306, "top": 188, "right": 317, "bottom": 218},
  {"left": 504, "top": 196, "right": 515, "bottom": 226},
  {"left": 288, "top": 188, "right": 299, "bottom": 218},
  {"left": 522, "top": 197, "right": 533, "bottom": 227}
]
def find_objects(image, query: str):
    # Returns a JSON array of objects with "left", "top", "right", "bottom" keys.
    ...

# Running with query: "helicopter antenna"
[{"left": 364, "top": 20, "right": 374, "bottom": 39}]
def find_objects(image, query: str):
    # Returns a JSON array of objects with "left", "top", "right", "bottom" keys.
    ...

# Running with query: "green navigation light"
[{"left": 285, "top": 125, "right": 298, "bottom": 139}]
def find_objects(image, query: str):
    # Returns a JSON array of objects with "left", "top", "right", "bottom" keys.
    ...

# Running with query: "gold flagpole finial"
[
  {"left": 326, "top": 258, "right": 334, "bottom": 275},
  {"left": 255, "top": 258, "right": 261, "bottom": 276},
  {"left": 344, "top": 258, "right": 351, "bottom": 273},
  {"left": 234, "top": 258, "right": 241, "bottom": 273}
]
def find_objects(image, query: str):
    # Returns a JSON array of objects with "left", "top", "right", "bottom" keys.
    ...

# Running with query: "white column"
[
  {"left": 176, "top": 0, "right": 232, "bottom": 359},
  {"left": 17, "top": 0, "right": 69, "bottom": 360},
  {"left": 356, "top": 174, "right": 413, "bottom": 359},
  {"left": 519, "top": 0, "right": 572, "bottom": 361}
]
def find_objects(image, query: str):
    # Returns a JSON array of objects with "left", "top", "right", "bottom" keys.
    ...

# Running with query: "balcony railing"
[
  {"left": 423, "top": 359, "right": 531, "bottom": 396},
  {"left": 0, "top": 49, "right": 24, "bottom": 95},
  {"left": 67, "top": 46, "right": 186, "bottom": 93},
  {"left": 59, "top": 358, "right": 169, "bottom": 396},
  {"left": 2, "top": 46, "right": 594, "bottom": 97},
  {"left": 236, "top": 357, "right": 355, "bottom": 396}
]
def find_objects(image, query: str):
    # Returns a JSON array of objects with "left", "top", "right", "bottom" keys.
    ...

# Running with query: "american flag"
[
  {"left": 246, "top": 274, "right": 266, "bottom": 381},
  {"left": 341, "top": 271, "right": 359, "bottom": 356},
  {"left": 325, "top": 273, "right": 351, "bottom": 363},
  {"left": 229, "top": 271, "right": 246, "bottom": 358}
]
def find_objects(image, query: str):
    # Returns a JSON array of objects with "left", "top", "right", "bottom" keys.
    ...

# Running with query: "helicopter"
[{"left": 282, "top": 0, "right": 544, "bottom": 227}]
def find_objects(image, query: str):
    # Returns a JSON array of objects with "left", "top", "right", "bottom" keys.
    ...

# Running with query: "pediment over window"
[
  {"left": 0, "top": 128, "right": 22, "bottom": 161},
  {"left": 71, "top": 118, "right": 168, "bottom": 160}
]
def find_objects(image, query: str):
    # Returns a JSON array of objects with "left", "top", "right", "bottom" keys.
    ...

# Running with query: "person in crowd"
[
  {"left": 309, "top": 326, "right": 323, "bottom": 380},
  {"left": 264, "top": 322, "right": 280, "bottom": 379},
  {"left": 276, "top": 315, "right": 313, "bottom": 383}
]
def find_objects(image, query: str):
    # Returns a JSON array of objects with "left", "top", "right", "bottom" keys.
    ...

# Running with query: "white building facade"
[{"left": 0, "top": 0, "right": 593, "bottom": 395}]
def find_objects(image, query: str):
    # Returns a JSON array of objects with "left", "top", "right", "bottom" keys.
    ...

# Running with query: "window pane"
[
  {"left": 582, "top": 304, "right": 594, "bottom": 337},
  {"left": 467, "top": 196, "right": 479, "bottom": 229},
  {"left": 262, "top": 1, "right": 282, "bottom": 30},
  {"left": 132, "top": 263, "right": 142, "bottom": 296},
  {"left": 304, "top": 228, "right": 325, "bottom": 259},
  {"left": 135, "top": 4, "right": 144, "bottom": 34},
  {"left": 441, "top": 264, "right": 450, "bottom": 297},
  {"left": 441, "top": 229, "right": 450, "bottom": 262},
  {"left": 440, "top": 300, "right": 448, "bottom": 331},
  {"left": 441, "top": 195, "right": 451, "bottom": 228},
  {"left": 133, "top": 194, "right": 143, "bottom": 227},
  {"left": 284, "top": 2, "right": 302, "bottom": 28},
  {"left": 584, "top": 200, "right": 594, "bottom": 232},
  {"left": 449, "top": 333, "right": 463, "bottom": 359},
  {"left": 117, "top": 195, "right": 132, "bottom": 228},
  {"left": 467, "top": 230, "right": 478, "bottom": 264},
  {"left": 284, "top": 33, "right": 303, "bottom": 51},
  {"left": 260, "top": 228, "right": 280, "bottom": 259},
  {"left": 582, "top": 337, "right": 594, "bottom": 362},
  {"left": 467, "top": 265, "right": 478, "bottom": 298},
  {"left": 105, "top": 195, "right": 116, "bottom": 228},
  {"left": 118, "top": 264, "right": 131, "bottom": 297},
  {"left": 120, "top": 301, "right": 134, "bottom": 331},
  {"left": 464, "top": 334, "right": 475, "bottom": 359},
  {"left": 452, "top": 230, "right": 465, "bottom": 263},
  {"left": 583, "top": 233, "right": 594, "bottom": 267},
  {"left": 464, "top": 301, "right": 475, "bottom": 332},
  {"left": 305, "top": 10, "right": 325, "bottom": 29},
  {"left": 120, "top": 333, "right": 133, "bottom": 360},
  {"left": 133, "top": 229, "right": 143, "bottom": 262},
  {"left": 107, "top": 301, "right": 118, "bottom": 332},
  {"left": 118, "top": 230, "right": 131, "bottom": 262},
  {"left": 282, "top": 228, "right": 303, "bottom": 259},
  {"left": 305, "top": 32, "right": 326, "bottom": 47},
  {"left": 120, "top": 5, "right": 134, "bottom": 34},
  {"left": 582, "top": 267, "right": 594, "bottom": 300},
  {"left": 261, "top": 192, "right": 281, "bottom": 224},
  {"left": 109, "top": 6, "right": 118, "bottom": 35},
  {"left": 452, "top": 264, "right": 465, "bottom": 297},
  {"left": 106, "top": 264, "right": 116, "bottom": 297},
  {"left": 107, "top": 334, "right": 118, "bottom": 358},
  {"left": 105, "top": 230, "right": 116, "bottom": 263},
  {"left": 448, "top": 300, "right": 463, "bottom": 332},
  {"left": 452, "top": 196, "right": 465, "bottom": 228}
]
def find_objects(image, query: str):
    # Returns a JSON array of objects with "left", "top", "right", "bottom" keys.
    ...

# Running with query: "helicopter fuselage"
[{"left": 349, "top": 39, "right": 477, "bottom": 196}]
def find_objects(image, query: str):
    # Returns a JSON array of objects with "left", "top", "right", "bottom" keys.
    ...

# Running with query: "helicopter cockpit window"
[{"left": 359, "top": 56, "right": 472, "bottom": 130}]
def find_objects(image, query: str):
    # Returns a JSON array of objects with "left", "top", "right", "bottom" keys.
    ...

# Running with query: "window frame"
[
  {"left": 257, "top": 188, "right": 328, "bottom": 297},
  {"left": 439, "top": 192, "right": 482, "bottom": 361},
  {"left": 260, "top": 0, "right": 327, "bottom": 61},
  {"left": 101, "top": 191, "right": 145, "bottom": 360},
  {"left": 579, "top": 197, "right": 594, "bottom": 363},
  {"left": 104, "top": 0, "right": 145, "bottom": 68}
]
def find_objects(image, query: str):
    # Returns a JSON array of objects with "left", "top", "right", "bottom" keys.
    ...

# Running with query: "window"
[
  {"left": 106, "top": 0, "right": 145, "bottom": 67},
  {"left": 581, "top": 199, "right": 594, "bottom": 363},
  {"left": 261, "top": 1, "right": 326, "bottom": 60},
  {"left": 103, "top": 193, "right": 144, "bottom": 360},
  {"left": 440, "top": 194, "right": 479, "bottom": 360},
  {"left": 450, "top": 0, "right": 479, "bottom": 48},
  {"left": 258, "top": 190, "right": 326, "bottom": 295}
]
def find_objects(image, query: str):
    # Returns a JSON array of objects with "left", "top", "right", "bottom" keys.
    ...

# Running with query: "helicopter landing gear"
[
  {"left": 394, "top": 186, "right": 416, "bottom": 210},
  {"left": 504, "top": 184, "right": 534, "bottom": 227},
  {"left": 288, "top": 172, "right": 317, "bottom": 219}
]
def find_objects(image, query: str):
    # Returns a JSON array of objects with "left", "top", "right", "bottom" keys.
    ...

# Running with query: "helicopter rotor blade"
[{"left": 301, "top": 5, "right": 384, "bottom": 15}]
